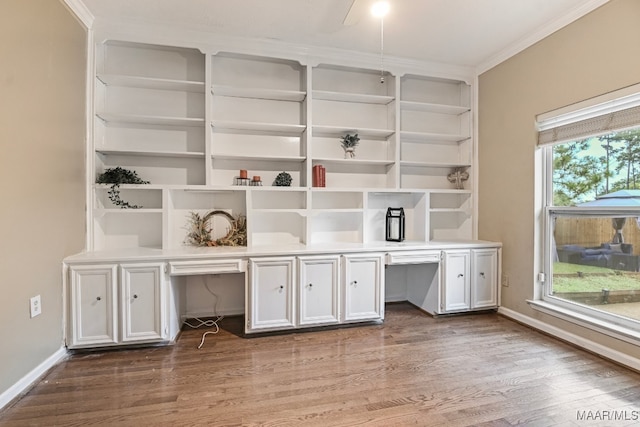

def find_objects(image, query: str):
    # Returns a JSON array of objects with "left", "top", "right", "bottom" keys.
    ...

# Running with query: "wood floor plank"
[{"left": 1, "top": 303, "right": 639, "bottom": 426}]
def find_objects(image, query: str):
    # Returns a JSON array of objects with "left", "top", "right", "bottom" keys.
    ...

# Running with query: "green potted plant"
[
  {"left": 274, "top": 171, "right": 293, "bottom": 187},
  {"left": 96, "top": 166, "right": 150, "bottom": 209},
  {"left": 340, "top": 133, "right": 360, "bottom": 159}
]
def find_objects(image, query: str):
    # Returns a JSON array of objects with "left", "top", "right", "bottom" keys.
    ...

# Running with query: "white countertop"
[{"left": 64, "top": 239, "right": 502, "bottom": 264}]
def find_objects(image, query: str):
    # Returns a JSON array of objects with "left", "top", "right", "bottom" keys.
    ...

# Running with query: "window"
[{"left": 537, "top": 85, "right": 640, "bottom": 341}]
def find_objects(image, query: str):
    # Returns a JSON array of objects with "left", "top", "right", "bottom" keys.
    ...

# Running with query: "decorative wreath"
[{"left": 185, "top": 210, "right": 247, "bottom": 247}]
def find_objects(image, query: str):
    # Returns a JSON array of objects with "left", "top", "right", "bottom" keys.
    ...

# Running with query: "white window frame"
[{"left": 533, "top": 83, "right": 640, "bottom": 346}]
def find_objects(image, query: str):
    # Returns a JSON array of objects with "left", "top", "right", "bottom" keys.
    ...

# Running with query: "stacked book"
[{"left": 312, "top": 164, "right": 326, "bottom": 187}]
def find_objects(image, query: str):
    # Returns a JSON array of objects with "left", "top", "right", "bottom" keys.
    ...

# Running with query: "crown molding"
[
  {"left": 60, "top": 0, "right": 94, "bottom": 29},
  {"left": 476, "top": 0, "right": 610, "bottom": 75}
]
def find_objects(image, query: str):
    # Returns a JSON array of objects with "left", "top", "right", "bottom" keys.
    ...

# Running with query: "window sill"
[{"left": 528, "top": 299, "right": 640, "bottom": 347}]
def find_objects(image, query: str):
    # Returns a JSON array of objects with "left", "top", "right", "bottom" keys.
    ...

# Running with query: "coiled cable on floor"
[{"left": 181, "top": 277, "right": 224, "bottom": 349}]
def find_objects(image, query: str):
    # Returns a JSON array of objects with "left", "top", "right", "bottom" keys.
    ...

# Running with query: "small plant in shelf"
[
  {"left": 274, "top": 171, "right": 292, "bottom": 187},
  {"left": 340, "top": 133, "right": 360, "bottom": 159},
  {"left": 96, "top": 166, "right": 150, "bottom": 209}
]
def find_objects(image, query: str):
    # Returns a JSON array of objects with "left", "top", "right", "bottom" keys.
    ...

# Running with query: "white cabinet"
[
  {"left": 298, "top": 255, "right": 340, "bottom": 327},
  {"left": 247, "top": 257, "right": 296, "bottom": 332},
  {"left": 471, "top": 249, "right": 499, "bottom": 309},
  {"left": 69, "top": 264, "right": 118, "bottom": 347},
  {"left": 440, "top": 248, "right": 499, "bottom": 314},
  {"left": 342, "top": 253, "right": 385, "bottom": 322},
  {"left": 442, "top": 250, "right": 471, "bottom": 312},
  {"left": 120, "top": 263, "right": 165, "bottom": 342},
  {"left": 68, "top": 262, "right": 166, "bottom": 348},
  {"left": 247, "top": 253, "right": 384, "bottom": 333}
]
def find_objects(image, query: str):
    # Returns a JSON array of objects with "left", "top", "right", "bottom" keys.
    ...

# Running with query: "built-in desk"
[{"left": 63, "top": 240, "right": 501, "bottom": 349}]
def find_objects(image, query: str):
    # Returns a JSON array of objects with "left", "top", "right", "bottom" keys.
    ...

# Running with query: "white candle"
[{"left": 390, "top": 217, "right": 399, "bottom": 240}]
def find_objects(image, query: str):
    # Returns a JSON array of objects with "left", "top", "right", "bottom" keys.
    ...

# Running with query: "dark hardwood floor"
[{"left": 2, "top": 303, "right": 640, "bottom": 426}]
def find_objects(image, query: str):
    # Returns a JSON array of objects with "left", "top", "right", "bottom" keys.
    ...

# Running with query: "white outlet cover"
[{"left": 30, "top": 295, "right": 41, "bottom": 318}]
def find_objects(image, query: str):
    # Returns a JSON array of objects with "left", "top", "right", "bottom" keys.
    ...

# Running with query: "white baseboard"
[
  {"left": 0, "top": 346, "right": 68, "bottom": 410},
  {"left": 498, "top": 307, "right": 640, "bottom": 372}
]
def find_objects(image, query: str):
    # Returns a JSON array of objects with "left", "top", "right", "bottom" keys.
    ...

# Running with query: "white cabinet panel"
[
  {"left": 120, "top": 263, "right": 165, "bottom": 342},
  {"left": 298, "top": 256, "right": 340, "bottom": 327},
  {"left": 342, "top": 253, "right": 385, "bottom": 322},
  {"left": 471, "top": 249, "right": 498, "bottom": 309},
  {"left": 442, "top": 250, "right": 471, "bottom": 312},
  {"left": 248, "top": 257, "right": 295, "bottom": 331},
  {"left": 69, "top": 265, "right": 118, "bottom": 347}
]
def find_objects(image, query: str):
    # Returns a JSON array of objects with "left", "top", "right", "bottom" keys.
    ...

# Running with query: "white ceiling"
[{"left": 76, "top": 0, "right": 608, "bottom": 71}]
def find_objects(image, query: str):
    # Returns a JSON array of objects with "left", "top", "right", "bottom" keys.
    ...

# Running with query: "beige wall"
[
  {"left": 0, "top": 1, "right": 86, "bottom": 396},
  {"left": 479, "top": 0, "right": 640, "bottom": 357}
]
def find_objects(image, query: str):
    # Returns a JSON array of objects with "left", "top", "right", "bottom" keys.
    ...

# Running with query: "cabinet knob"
[
  {"left": 480, "top": 272, "right": 485, "bottom": 278},
  {"left": 96, "top": 296, "right": 102, "bottom": 301},
  {"left": 133, "top": 294, "right": 138, "bottom": 299},
  {"left": 457, "top": 274, "right": 464, "bottom": 278},
  {"left": 352, "top": 280, "right": 358, "bottom": 287},
  {"left": 278, "top": 285, "right": 284, "bottom": 292},
  {"left": 308, "top": 283, "right": 313, "bottom": 289}
]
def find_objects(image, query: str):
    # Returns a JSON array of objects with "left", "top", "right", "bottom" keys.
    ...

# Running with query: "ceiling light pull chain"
[{"left": 380, "top": 16, "right": 385, "bottom": 84}]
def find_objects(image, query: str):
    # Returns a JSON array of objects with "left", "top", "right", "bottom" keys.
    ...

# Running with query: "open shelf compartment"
[
  {"left": 167, "top": 189, "right": 247, "bottom": 249},
  {"left": 365, "top": 192, "right": 427, "bottom": 243}
]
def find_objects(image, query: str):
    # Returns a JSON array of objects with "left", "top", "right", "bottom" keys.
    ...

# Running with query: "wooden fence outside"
[{"left": 555, "top": 217, "right": 640, "bottom": 254}]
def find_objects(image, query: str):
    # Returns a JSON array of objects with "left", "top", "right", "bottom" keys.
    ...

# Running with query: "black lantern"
[{"left": 385, "top": 207, "right": 405, "bottom": 242}]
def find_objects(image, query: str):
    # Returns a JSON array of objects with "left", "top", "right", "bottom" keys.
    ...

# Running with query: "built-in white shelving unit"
[{"left": 89, "top": 41, "right": 476, "bottom": 252}]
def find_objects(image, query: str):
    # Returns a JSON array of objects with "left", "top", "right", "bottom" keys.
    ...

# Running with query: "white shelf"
[
  {"left": 400, "top": 100, "right": 469, "bottom": 115},
  {"left": 310, "top": 208, "right": 363, "bottom": 214},
  {"left": 97, "top": 74, "right": 205, "bottom": 93},
  {"left": 401, "top": 161, "right": 471, "bottom": 169},
  {"left": 212, "top": 120, "right": 306, "bottom": 135},
  {"left": 90, "top": 42, "right": 476, "bottom": 251},
  {"left": 97, "top": 112, "right": 205, "bottom": 127},
  {"left": 94, "top": 208, "right": 163, "bottom": 215},
  {"left": 429, "top": 208, "right": 470, "bottom": 214},
  {"left": 313, "top": 125, "right": 395, "bottom": 139},
  {"left": 212, "top": 154, "right": 306, "bottom": 163},
  {"left": 96, "top": 149, "right": 205, "bottom": 159},
  {"left": 313, "top": 90, "right": 394, "bottom": 105},
  {"left": 313, "top": 157, "right": 395, "bottom": 167},
  {"left": 212, "top": 84, "right": 306, "bottom": 102},
  {"left": 400, "top": 130, "right": 470, "bottom": 143},
  {"left": 428, "top": 189, "right": 473, "bottom": 194},
  {"left": 252, "top": 209, "right": 308, "bottom": 215}
]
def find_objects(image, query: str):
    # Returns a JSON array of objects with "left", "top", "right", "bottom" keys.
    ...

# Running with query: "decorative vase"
[{"left": 344, "top": 147, "right": 356, "bottom": 159}]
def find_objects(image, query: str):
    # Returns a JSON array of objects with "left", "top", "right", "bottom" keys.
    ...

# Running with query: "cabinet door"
[
  {"left": 442, "top": 250, "right": 471, "bottom": 312},
  {"left": 69, "top": 265, "right": 118, "bottom": 347},
  {"left": 298, "top": 256, "right": 340, "bottom": 327},
  {"left": 248, "top": 257, "right": 295, "bottom": 332},
  {"left": 471, "top": 249, "right": 498, "bottom": 309},
  {"left": 342, "top": 254, "right": 385, "bottom": 322},
  {"left": 120, "top": 263, "right": 165, "bottom": 343}
]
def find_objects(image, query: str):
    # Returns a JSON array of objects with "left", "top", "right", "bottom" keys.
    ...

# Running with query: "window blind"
[{"left": 537, "top": 89, "right": 640, "bottom": 146}]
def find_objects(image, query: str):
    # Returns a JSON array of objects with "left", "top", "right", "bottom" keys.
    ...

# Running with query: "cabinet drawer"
[
  {"left": 386, "top": 251, "right": 440, "bottom": 265},
  {"left": 168, "top": 259, "right": 246, "bottom": 275}
]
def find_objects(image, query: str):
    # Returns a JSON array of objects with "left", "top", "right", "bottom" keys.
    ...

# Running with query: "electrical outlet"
[
  {"left": 30, "top": 295, "right": 41, "bottom": 318},
  {"left": 501, "top": 274, "right": 510, "bottom": 287}
]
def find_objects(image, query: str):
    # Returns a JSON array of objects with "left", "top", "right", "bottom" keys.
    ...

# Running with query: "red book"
[
  {"left": 313, "top": 165, "right": 321, "bottom": 187},
  {"left": 320, "top": 165, "right": 326, "bottom": 187}
]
